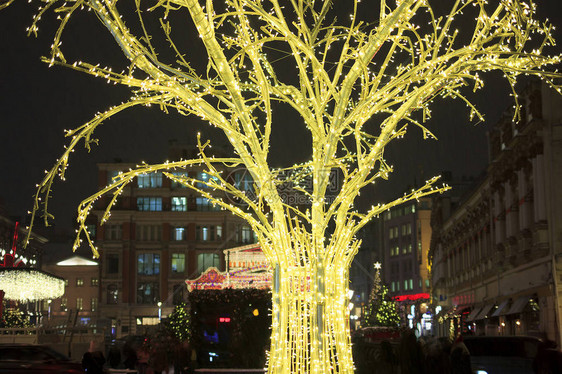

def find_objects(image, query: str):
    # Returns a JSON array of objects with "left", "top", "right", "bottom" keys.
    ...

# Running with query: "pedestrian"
[
  {"left": 398, "top": 329, "right": 425, "bottom": 374},
  {"left": 82, "top": 340, "right": 106, "bottom": 374},
  {"left": 378, "top": 340, "right": 398, "bottom": 374},
  {"left": 450, "top": 335, "right": 471, "bottom": 374},
  {"left": 150, "top": 343, "right": 169, "bottom": 374}
]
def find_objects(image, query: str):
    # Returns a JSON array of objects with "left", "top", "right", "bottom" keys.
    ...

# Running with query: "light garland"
[
  {"left": 0, "top": 268, "right": 65, "bottom": 302},
  {"left": 7, "top": 0, "right": 562, "bottom": 372}
]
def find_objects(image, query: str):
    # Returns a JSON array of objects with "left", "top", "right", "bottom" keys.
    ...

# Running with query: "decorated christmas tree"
[
  {"left": 166, "top": 302, "right": 191, "bottom": 342},
  {"left": 363, "top": 263, "right": 400, "bottom": 327}
]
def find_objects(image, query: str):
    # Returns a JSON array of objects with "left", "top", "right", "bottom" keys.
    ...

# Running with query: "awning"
[
  {"left": 466, "top": 307, "right": 482, "bottom": 322},
  {"left": 506, "top": 296, "right": 530, "bottom": 315},
  {"left": 491, "top": 300, "right": 510, "bottom": 317},
  {"left": 475, "top": 304, "right": 495, "bottom": 320}
]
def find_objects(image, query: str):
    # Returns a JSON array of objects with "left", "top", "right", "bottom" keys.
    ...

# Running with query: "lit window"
[
  {"left": 137, "top": 197, "right": 162, "bottom": 211},
  {"left": 91, "top": 298, "right": 98, "bottom": 312},
  {"left": 107, "top": 285, "right": 119, "bottom": 304},
  {"left": 173, "top": 227, "right": 186, "bottom": 241},
  {"left": 137, "top": 282, "right": 159, "bottom": 304},
  {"left": 391, "top": 282, "right": 395, "bottom": 292},
  {"left": 64, "top": 279, "right": 69, "bottom": 287},
  {"left": 170, "top": 172, "right": 188, "bottom": 188},
  {"left": 137, "top": 253, "right": 160, "bottom": 275},
  {"left": 197, "top": 172, "right": 219, "bottom": 189},
  {"left": 408, "top": 244, "right": 412, "bottom": 253},
  {"left": 197, "top": 253, "right": 220, "bottom": 274},
  {"left": 171, "top": 253, "right": 185, "bottom": 273},
  {"left": 407, "top": 224, "right": 412, "bottom": 235},
  {"left": 409, "top": 279, "right": 414, "bottom": 290},
  {"left": 389, "top": 228, "right": 394, "bottom": 239},
  {"left": 91, "top": 278, "right": 98, "bottom": 286},
  {"left": 137, "top": 173, "right": 163, "bottom": 188},
  {"left": 234, "top": 171, "right": 254, "bottom": 192},
  {"left": 76, "top": 278, "right": 84, "bottom": 287},
  {"left": 172, "top": 197, "right": 187, "bottom": 211},
  {"left": 404, "top": 280, "right": 409, "bottom": 290},
  {"left": 61, "top": 298, "right": 67, "bottom": 311},
  {"left": 402, "top": 246, "right": 407, "bottom": 254},
  {"left": 76, "top": 298, "right": 83, "bottom": 310},
  {"left": 107, "top": 170, "right": 121, "bottom": 185},
  {"left": 196, "top": 197, "right": 219, "bottom": 211},
  {"left": 216, "top": 225, "right": 223, "bottom": 240},
  {"left": 86, "top": 224, "right": 96, "bottom": 239}
]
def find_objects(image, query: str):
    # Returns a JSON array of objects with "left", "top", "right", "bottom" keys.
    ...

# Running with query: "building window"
[
  {"left": 391, "top": 282, "right": 395, "bottom": 292},
  {"left": 171, "top": 253, "right": 186, "bottom": 273},
  {"left": 137, "top": 197, "right": 162, "bottom": 211},
  {"left": 196, "top": 197, "right": 219, "bottom": 211},
  {"left": 137, "top": 172, "right": 163, "bottom": 188},
  {"left": 408, "top": 244, "right": 412, "bottom": 253},
  {"left": 409, "top": 279, "right": 414, "bottom": 290},
  {"left": 105, "top": 224, "right": 122, "bottom": 240},
  {"left": 137, "top": 253, "right": 160, "bottom": 275},
  {"left": 172, "top": 197, "right": 187, "bottom": 211},
  {"left": 196, "top": 172, "right": 219, "bottom": 189},
  {"left": 239, "top": 225, "right": 255, "bottom": 244},
  {"left": 76, "top": 278, "right": 84, "bottom": 287},
  {"left": 91, "top": 298, "right": 98, "bottom": 312},
  {"left": 86, "top": 224, "right": 96, "bottom": 239},
  {"left": 197, "top": 253, "right": 220, "bottom": 274},
  {"left": 107, "top": 254, "right": 119, "bottom": 274},
  {"left": 402, "top": 246, "right": 407, "bottom": 254},
  {"left": 137, "top": 282, "right": 159, "bottom": 304},
  {"left": 107, "top": 285, "right": 119, "bottom": 304},
  {"left": 76, "top": 298, "right": 83, "bottom": 311},
  {"left": 107, "top": 170, "right": 121, "bottom": 185},
  {"left": 64, "top": 279, "right": 69, "bottom": 287},
  {"left": 234, "top": 171, "right": 254, "bottom": 192},
  {"left": 172, "top": 227, "right": 186, "bottom": 241},
  {"left": 216, "top": 225, "right": 223, "bottom": 240},
  {"left": 170, "top": 172, "right": 188, "bottom": 188},
  {"left": 91, "top": 278, "right": 98, "bottom": 286},
  {"left": 136, "top": 224, "right": 162, "bottom": 241},
  {"left": 407, "top": 224, "right": 412, "bottom": 235},
  {"left": 389, "top": 228, "right": 394, "bottom": 239},
  {"left": 61, "top": 298, "right": 67, "bottom": 311}
]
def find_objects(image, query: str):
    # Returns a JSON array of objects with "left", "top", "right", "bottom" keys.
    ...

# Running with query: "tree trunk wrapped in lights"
[{"left": 9, "top": 0, "right": 561, "bottom": 372}]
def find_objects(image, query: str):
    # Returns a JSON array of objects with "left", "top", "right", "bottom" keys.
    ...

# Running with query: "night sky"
[{"left": 1, "top": 1, "right": 561, "bottom": 235}]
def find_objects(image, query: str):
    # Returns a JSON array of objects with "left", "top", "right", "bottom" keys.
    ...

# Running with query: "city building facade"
[
  {"left": 430, "top": 81, "right": 562, "bottom": 344},
  {"left": 382, "top": 198, "right": 433, "bottom": 334},
  {"left": 42, "top": 256, "right": 99, "bottom": 326},
  {"left": 91, "top": 145, "right": 255, "bottom": 337}
]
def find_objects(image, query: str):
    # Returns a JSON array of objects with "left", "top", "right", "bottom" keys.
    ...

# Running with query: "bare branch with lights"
[{"left": 8, "top": 0, "right": 562, "bottom": 372}]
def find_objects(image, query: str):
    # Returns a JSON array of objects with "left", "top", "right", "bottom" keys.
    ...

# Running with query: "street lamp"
[{"left": 157, "top": 301, "right": 162, "bottom": 322}]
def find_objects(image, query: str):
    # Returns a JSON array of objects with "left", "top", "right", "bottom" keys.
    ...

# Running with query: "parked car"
[
  {"left": 463, "top": 335, "right": 562, "bottom": 374},
  {"left": 0, "top": 344, "right": 84, "bottom": 373}
]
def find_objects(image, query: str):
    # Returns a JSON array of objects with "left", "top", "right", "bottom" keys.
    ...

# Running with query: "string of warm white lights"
[
  {"left": 10, "top": 0, "right": 562, "bottom": 373},
  {"left": 0, "top": 268, "right": 65, "bottom": 302}
]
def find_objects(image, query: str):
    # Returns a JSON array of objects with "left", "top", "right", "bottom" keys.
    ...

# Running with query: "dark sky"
[{"left": 1, "top": 1, "right": 561, "bottom": 234}]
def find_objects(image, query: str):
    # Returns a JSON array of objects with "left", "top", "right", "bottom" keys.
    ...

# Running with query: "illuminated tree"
[
  {"left": 363, "top": 263, "right": 400, "bottom": 327},
  {"left": 9, "top": 0, "right": 561, "bottom": 372},
  {"left": 167, "top": 302, "right": 191, "bottom": 343}
]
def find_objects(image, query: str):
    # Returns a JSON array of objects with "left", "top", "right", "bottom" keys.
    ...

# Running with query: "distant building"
[
  {"left": 91, "top": 143, "right": 254, "bottom": 337},
  {"left": 430, "top": 81, "right": 562, "bottom": 344},
  {"left": 382, "top": 197, "right": 433, "bottom": 334},
  {"left": 42, "top": 256, "right": 99, "bottom": 326}
]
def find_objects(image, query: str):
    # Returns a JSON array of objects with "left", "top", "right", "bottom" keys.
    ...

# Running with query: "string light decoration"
[
  {"left": 0, "top": 268, "right": 65, "bottom": 302},
  {"left": 6, "top": 0, "right": 561, "bottom": 372}
]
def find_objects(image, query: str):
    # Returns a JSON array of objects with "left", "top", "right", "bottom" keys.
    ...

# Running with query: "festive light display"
[
  {"left": 8, "top": 0, "right": 562, "bottom": 372},
  {"left": 0, "top": 268, "right": 65, "bottom": 302},
  {"left": 363, "top": 263, "right": 401, "bottom": 327},
  {"left": 167, "top": 302, "right": 191, "bottom": 343}
]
